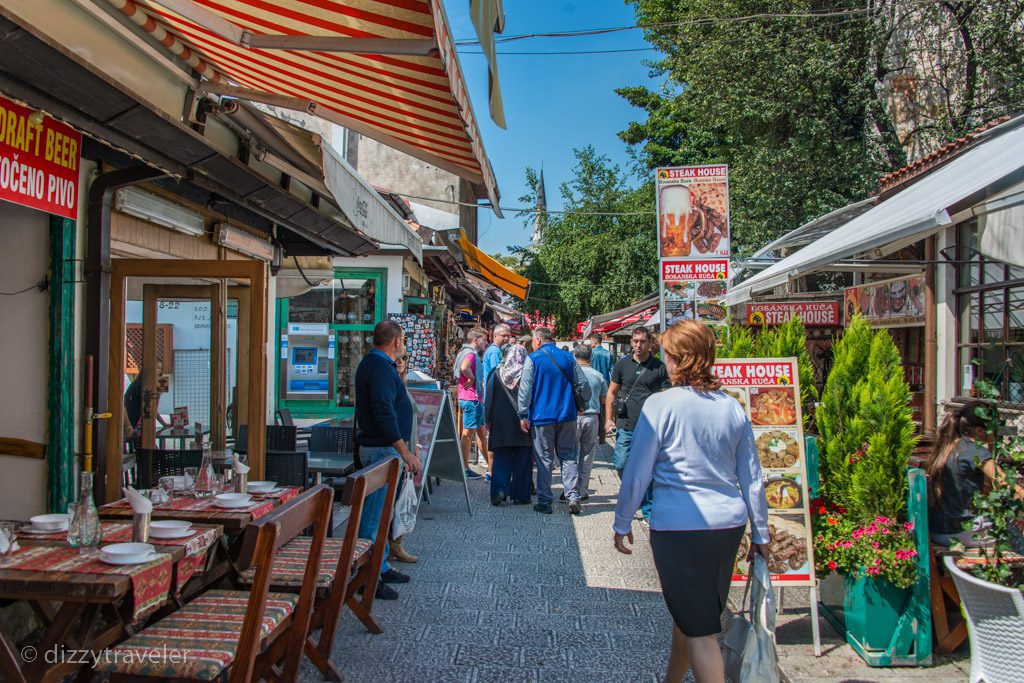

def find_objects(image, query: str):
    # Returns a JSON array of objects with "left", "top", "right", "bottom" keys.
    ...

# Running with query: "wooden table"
[
  {"left": 0, "top": 522, "right": 222, "bottom": 683},
  {"left": 98, "top": 488, "right": 301, "bottom": 535}
]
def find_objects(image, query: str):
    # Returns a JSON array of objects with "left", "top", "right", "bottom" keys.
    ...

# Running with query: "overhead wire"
[{"left": 394, "top": 192, "right": 654, "bottom": 217}]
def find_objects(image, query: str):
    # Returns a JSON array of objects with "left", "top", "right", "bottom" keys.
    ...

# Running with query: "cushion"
[
  {"left": 239, "top": 537, "right": 373, "bottom": 589},
  {"left": 93, "top": 589, "right": 297, "bottom": 680}
]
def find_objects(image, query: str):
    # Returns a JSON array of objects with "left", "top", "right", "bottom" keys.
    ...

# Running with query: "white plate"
[
  {"left": 246, "top": 481, "right": 276, "bottom": 493},
  {"left": 213, "top": 499, "right": 255, "bottom": 509},
  {"left": 99, "top": 552, "right": 159, "bottom": 566},
  {"left": 18, "top": 524, "right": 67, "bottom": 535},
  {"left": 148, "top": 527, "right": 195, "bottom": 539}
]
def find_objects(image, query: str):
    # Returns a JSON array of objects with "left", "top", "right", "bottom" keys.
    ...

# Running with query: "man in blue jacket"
[
  {"left": 354, "top": 320, "right": 422, "bottom": 600},
  {"left": 517, "top": 327, "right": 591, "bottom": 515}
]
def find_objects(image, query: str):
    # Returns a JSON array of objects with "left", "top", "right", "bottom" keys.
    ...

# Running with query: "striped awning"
[
  {"left": 456, "top": 230, "right": 529, "bottom": 300},
  {"left": 104, "top": 0, "right": 501, "bottom": 213}
]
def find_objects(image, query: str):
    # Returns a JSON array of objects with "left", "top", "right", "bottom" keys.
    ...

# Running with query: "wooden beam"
[
  {"left": 0, "top": 437, "right": 45, "bottom": 459},
  {"left": 235, "top": 288, "right": 251, "bottom": 442},
  {"left": 210, "top": 281, "right": 227, "bottom": 450},
  {"left": 106, "top": 262, "right": 127, "bottom": 503},
  {"left": 141, "top": 285, "right": 158, "bottom": 450},
  {"left": 247, "top": 264, "right": 268, "bottom": 480}
]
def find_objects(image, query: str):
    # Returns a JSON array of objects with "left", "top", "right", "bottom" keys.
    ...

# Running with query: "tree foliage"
[{"left": 513, "top": 147, "right": 658, "bottom": 335}]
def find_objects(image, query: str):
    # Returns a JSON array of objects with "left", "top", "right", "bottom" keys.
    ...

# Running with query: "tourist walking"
[
  {"left": 455, "top": 327, "right": 488, "bottom": 479},
  {"left": 481, "top": 323, "right": 511, "bottom": 478},
  {"left": 484, "top": 342, "right": 532, "bottom": 506},
  {"left": 587, "top": 333, "right": 613, "bottom": 383},
  {"left": 517, "top": 327, "right": 591, "bottom": 515},
  {"left": 605, "top": 326, "right": 669, "bottom": 522},
  {"left": 389, "top": 353, "right": 419, "bottom": 564},
  {"left": 573, "top": 344, "right": 607, "bottom": 502},
  {"left": 613, "top": 321, "right": 769, "bottom": 683},
  {"left": 354, "top": 320, "right": 422, "bottom": 600}
]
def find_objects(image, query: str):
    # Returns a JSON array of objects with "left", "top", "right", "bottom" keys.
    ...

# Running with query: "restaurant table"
[
  {"left": 153, "top": 425, "right": 210, "bottom": 450},
  {"left": 307, "top": 451, "right": 356, "bottom": 484},
  {"left": 0, "top": 521, "right": 222, "bottom": 683}
]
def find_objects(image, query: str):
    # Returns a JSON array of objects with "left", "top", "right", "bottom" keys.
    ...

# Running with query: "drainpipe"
[
  {"left": 84, "top": 166, "right": 168, "bottom": 502},
  {"left": 924, "top": 236, "right": 937, "bottom": 436}
]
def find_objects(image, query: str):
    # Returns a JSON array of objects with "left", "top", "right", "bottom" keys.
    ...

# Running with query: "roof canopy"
[
  {"left": 104, "top": 0, "right": 501, "bottom": 213},
  {"left": 455, "top": 230, "right": 529, "bottom": 300},
  {"left": 727, "top": 117, "right": 1024, "bottom": 306}
]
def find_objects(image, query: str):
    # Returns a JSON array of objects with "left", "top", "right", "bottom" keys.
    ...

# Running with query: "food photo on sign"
[
  {"left": 656, "top": 165, "right": 730, "bottom": 258},
  {"left": 660, "top": 259, "right": 729, "bottom": 327}
]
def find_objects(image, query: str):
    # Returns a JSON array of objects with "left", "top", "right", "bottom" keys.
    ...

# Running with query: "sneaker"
[
  {"left": 558, "top": 492, "right": 566, "bottom": 502},
  {"left": 533, "top": 503, "right": 553, "bottom": 515},
  {"left": 491, "top": 493, "right": 504, "bottom": 506},
  {"left": 380, "top": 568, "right": 411, "bottom": 584},
  {"left": 465, "top": 468, "right": 483, "bottom": 480},
  {"left": 375, "top": 581, "right": 399, "bottom": 600},
  {"left": 485, "top": 473, "right": 491, "bottom": 482},
  {"left": 569, "top": 501, "right": 581, "bottom": 515}
]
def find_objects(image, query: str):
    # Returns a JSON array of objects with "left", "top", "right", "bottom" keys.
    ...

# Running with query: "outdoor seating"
[
  {"left": 96, "top": 484, "right": 334, "bottom": 682},
  {"left": 265, "top": 449, "right": 311, "bottom": 489},
  {"left": 132, "top": 448, "right": 203, "bottom": 489},
  {"left": 309, "top": 426, "right": 355, "bottom": 454},
  {"left": 233, "top": 425, "right": 298, "bottom": 455},
  {"left": 235, "top": 455, "right": 398, "bottom": 681},
  {"left": 930, "top": 543, "right": 967, "bottom": 653}
]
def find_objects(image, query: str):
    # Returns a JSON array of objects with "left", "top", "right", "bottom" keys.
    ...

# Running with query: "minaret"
[{"left": 532, "top": 166, "right": 547, "bottom": 244}]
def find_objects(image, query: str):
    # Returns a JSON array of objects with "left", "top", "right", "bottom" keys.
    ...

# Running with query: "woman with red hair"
[{"left": 613, "top": 321, "right": 770, "bottom": 683}]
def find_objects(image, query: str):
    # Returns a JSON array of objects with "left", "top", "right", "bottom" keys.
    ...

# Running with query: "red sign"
[
  {"left": 747, "top": 301, "right": 840, "bottom": 327},
  {"left": 0, "top": 96, "right": 81, "bottom": 219},
  {"left": 661, "top": 259, "right": 729, "bottom": 281},
  {"left": 712, "top": 360, "right": 795, "bottom": 387}
]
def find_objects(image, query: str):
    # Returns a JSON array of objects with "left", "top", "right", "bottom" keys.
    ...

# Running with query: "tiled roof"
[{"left": 878, "top": 115, "right": 1013, "bottom": 195}]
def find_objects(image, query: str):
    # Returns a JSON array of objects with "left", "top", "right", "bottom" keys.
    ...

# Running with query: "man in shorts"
[{"left": 456, "top": 327, "right": 488, "bottom": 479}]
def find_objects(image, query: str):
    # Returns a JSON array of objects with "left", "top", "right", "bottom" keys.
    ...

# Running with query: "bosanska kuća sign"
[
  {"left": 0, "top": 96, "right": 81, "bottom": 219},
  {"left": 747, "top": 301, "right": 841, "bottom": 327}
]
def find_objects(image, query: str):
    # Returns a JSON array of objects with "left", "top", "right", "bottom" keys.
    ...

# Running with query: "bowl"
[
  {"left": 100, "top": 542, "right": 155, "bottom": 563},
  {"left": 150, "top": 520, "right": 192, "bottom": 531},
  {"left": 246, "top": 481, "right": 277, "bottom": 493},
  {"left": 29, "top": 514, "right": 69, "bottom": 531},
  {"left": 214, "top": 493, "right": 253, "bottom": 508}
]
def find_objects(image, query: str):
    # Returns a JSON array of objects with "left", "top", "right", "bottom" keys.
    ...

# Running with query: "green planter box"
[{"left": 842, "top": 573, "right": 914, "bottom": 651}]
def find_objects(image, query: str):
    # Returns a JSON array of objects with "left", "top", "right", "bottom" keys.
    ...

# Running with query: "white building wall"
[{"left": 935, "top": 225, "right": 958, "bottom": 406}]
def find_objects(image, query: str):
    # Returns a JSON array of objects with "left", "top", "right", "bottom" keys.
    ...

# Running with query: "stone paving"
[{"left": 301, "top": 444, "right": 971, "bottom": 682}]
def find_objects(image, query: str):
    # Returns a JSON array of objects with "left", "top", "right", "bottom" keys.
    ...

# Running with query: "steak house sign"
[
  {"left": 0, "top": 96, "right": 81, "bottom": 220},
  {"left": 746, "top": 302, "right": 841, "bottom": 327}
]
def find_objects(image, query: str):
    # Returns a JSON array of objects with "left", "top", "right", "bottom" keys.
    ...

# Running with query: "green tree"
[
  {"left": 514, "top": 148, "right": 659, "bottom": 335},
  {"left": 718, "top": 324, "right": 756, "bottom": 359}
]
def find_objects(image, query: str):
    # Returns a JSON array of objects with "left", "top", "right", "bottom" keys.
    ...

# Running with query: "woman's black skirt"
[{"left": 650, "top": 525, "right": 746, "bottom": 637}]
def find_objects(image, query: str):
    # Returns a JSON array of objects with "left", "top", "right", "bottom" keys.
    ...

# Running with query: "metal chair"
[
  {"left": 265, "top": 450, "right": 310, "bottom": 489},
  {"left": 134, "top": 448, "right": 203, "bottom": 489},
  {"left": 266, "top": 425, "right": 298, "bottom": 451},
  {"left": 308, "top": 427, "right": 354, "bottom": 454}
]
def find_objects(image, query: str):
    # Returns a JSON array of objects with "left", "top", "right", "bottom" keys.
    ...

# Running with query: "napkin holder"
[
  {"left": 132, "top": 512, "right": 151, "bottom": 543},
  {"left": 232, "top": 471, "right": 248, "bottom": 494}
]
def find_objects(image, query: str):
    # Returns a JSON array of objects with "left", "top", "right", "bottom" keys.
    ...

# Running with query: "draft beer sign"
[{"left": 656, "top": 165, "right": 730, "bottom": 259}]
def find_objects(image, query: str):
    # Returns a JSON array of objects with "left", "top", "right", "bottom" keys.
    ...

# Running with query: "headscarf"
[{"left": 499, "top": 342, "right": 527, "bottom": 391}]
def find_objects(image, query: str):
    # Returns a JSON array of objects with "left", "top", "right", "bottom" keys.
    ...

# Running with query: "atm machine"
[{"left": 281, "top": 323, "right": 333, "bottom": 401}]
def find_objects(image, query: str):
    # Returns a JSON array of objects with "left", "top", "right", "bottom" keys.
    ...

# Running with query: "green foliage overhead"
[{"left": 514, "top": 148, "right": 659, "bottom": 336}]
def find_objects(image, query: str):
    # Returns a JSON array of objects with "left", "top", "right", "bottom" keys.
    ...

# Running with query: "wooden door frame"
[{"left": 107, "top": 260, "right": 267, "bottom": 501}]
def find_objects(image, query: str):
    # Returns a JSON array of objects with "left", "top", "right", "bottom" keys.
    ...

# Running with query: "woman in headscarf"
[{"left": 484, "top": 342, "right": 533, "bottom": 506}]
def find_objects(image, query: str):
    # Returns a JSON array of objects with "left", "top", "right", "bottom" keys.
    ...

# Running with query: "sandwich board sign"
[{"left": 408, "top": 387, "right": 471, "bottom": 514}]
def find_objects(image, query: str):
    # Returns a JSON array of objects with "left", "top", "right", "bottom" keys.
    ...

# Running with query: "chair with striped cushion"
[
  {"left": 235, "top": 455, "right": 401, "bottom": 682},
  {"left": 98, "top": 484, "right": 334, "bottom": 682}
]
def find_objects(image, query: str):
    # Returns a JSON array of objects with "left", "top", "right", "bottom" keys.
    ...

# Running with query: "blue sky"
[{"left": 446, "top": 1, "right": 660, "bottom": 255}]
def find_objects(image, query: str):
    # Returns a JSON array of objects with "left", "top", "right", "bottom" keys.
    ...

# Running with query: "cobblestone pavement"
[{"left": 302, "top": 444, "right": 970, "bottom": 682}]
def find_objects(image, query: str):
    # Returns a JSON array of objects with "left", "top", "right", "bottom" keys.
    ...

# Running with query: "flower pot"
[{"left": 842, "top": 572, "right": 914, "bottom": 651}]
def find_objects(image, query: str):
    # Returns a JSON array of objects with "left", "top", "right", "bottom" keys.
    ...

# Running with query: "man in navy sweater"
[
  {"left": 355, "top": 320, "right": 422, "bottom": 599},
  {"left": 517, "top": 327, "right": 591, "bottom": 515}
]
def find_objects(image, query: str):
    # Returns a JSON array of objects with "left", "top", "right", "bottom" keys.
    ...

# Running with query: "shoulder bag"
[
  {"left": 612, "top": 362, "right": 647, "bottom": 418},
  {"left": 539, "top": 347, "right": 588, "bottom": 413}
]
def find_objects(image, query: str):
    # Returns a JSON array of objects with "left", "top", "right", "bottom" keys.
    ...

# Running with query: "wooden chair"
[
  {"left": 97, "top": 484, "right": 334, "bottom": 682},
  {"left": 236, "top": 455, "right": 401, "bottom": 681},
  {"left": 276, "top": 408, "right": 295, "bottom": 427},
  {"left": 930, "top": 543, "right": 968, "bottom": 653},
  {"left": 133, "top": 448, "right": 203, "bottom": 488}
]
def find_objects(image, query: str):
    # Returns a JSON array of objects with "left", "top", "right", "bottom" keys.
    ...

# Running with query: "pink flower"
[
  {"left": 881, "top": 527, "right": 891, "bottom": 535},
  {"left": 867, "top": 567, "right": 880, "bottom": 575},
  {"left": 874, "top": 558, "right": 882, "bottom": 565},
  {"left": 865, "top": 524, "right": 878, "bottom": 535},
  {"left": 872, "top": 542, "right": 880, "bottom": 549},
  {"left": 875, "top": 516, "right": 890, "bottom": 525},
  {"left": 852, "top": 529, "right": 864, "bottom": 540},
  {"left": 903, "top": 522, "right": 914, "bottom": 532},
  {"left": 827, "top": 561, "right": 837, "bottom": 570},
  {"left": 842, "top": 541, "right": 853, "bottom": 548}
]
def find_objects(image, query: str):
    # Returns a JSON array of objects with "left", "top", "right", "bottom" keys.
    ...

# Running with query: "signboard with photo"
[
  {"left": 843, "top": 274, "right": 925, "bottom": 328},
  {"left": 656, "top": 165, "right": 730, "bottom": 259},
  {"left": 746, "top": 301, "right": 841, "bottom": 327},
  {"left": 407, "top": 387, "right": 471, "bottom": 513},
  {"left": 714, "top": 358, "right": 816, "bottom": 587},
  {"left": 660, "top": 259, "right": 729, "bottom": 330}
]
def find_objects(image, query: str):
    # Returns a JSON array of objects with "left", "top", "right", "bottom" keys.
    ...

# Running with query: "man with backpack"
[
  {"left": 517, "top": 327, "right": 591, "bottom": 515},
  {"left": 455, "top": 327, "right": 488, "bottom": 479}
]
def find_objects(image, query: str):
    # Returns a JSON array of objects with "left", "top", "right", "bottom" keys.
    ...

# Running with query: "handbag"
[
  {"left": 722, "top": 554, "right": 780, "bottom": 683},
  {"left": 540, "top": 347, "right": 587, "bottom": 413},
  {"left": 612, "top": 364, "right": 647, "bottom": 418},
  {"left": 391, "top": 473, "right": 419, "bottom": 539}
]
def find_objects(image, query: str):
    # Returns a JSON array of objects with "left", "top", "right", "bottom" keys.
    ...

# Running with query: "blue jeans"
[
  {"left": 357, "top": 445, "right": 398, "bottom": 575},
  {"left": 613, "top": 429, "right": 653, "bottom": 521}
]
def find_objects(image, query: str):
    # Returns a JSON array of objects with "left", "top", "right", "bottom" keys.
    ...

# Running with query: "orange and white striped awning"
[{"left": 103, "top": 0, "right": 501, "bottom": 213}]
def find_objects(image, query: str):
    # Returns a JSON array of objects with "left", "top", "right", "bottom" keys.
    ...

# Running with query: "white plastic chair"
[{"left": 944, "top": 555, "right": 1024, "bottom": 683}]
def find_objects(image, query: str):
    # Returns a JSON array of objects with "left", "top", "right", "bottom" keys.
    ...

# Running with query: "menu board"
[
  {"left": 747, "top": 301, "right": 841, "bottom": 327},
  {"left": 714, "top": 358, "right": 816, "bottom": 587},
  {"left": 407, "top": 387, "right": 471, "bottom": 512},
  {"left": 844, "top": 274, "right": 925, "bottom": 328},
  {"left": 660, "top": 259, "right": 729, "bottom": 328},
  {"left": 389, "top": 313, "right": 437, "bottom": 375},
  {"left": 656, "top": 165, "right": 731, "bottom": 258}
]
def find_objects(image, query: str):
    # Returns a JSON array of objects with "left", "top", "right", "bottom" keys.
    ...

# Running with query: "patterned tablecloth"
[
  {"left": 2, "top": 545, "right": 173, "bottom": 621},
  {"left": 103, "top": 487, "right": 300, "bottom": 522}
]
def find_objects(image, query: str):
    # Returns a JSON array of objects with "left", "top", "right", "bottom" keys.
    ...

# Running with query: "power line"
[
  {"left": 395, "top": 192, "right": 655, "bottom": 217},
  {"left": 460, "top": 47, "right": 656, "bottom": 56}
]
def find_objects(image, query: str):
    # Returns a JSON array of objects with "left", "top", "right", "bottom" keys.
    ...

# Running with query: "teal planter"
[{"left": 842, "top": 573, "right": 913, "bottom": 651}]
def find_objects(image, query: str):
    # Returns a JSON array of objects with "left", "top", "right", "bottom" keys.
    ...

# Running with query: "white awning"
[
  {"left": 321, "top": 143, "right": 423, "bottom": 263},
  {"left": 726, "top": 117, "right": 1024, "bottom": 306}
]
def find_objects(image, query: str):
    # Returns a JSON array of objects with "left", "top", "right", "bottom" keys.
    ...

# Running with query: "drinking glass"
[
  {"left": 0, "top": 522, "right": 17, "bottom": 566},
  {"left": 183, "top": 467, "right": 198, "bottom": 497},
  {"left": 158, "top": 476, "right": 176, "bottom": 500}
]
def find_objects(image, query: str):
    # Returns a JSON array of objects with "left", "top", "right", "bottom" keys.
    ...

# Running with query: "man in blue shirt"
[
  {"left": 355, "top": 320, "right": 422, "bottom": 600},
  {"left": 587, "top": 333, "right": 613, "bottom": 383},
  {"left": 517, "top": 327, "right": 591, "bottom": 515},
  {"left": 480, "top": 323, "right": 510, "bottom": 479}
]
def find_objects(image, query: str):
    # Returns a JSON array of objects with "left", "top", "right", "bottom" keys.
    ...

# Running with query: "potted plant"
[{"left": 814, "top": 315, "right": 926, "bottom": 662}]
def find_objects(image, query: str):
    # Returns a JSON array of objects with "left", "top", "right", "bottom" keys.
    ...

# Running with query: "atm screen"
[{"left": 292, "top": 347, "right": 317, "bottom": 365}]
